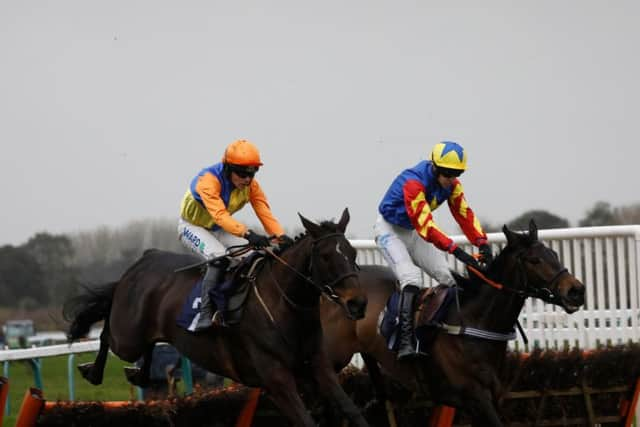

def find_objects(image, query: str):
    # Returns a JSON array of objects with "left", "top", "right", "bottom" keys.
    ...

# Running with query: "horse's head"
[
  {"left": 297, "top": 208, "right": 368, "bottom": 320},
  {"left": 500, "top": 219, "right": 585, "bottom": 313}
]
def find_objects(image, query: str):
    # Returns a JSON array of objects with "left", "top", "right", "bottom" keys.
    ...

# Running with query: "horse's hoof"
[
  {"left": 124, "top": 366, "right": 149, "bottom": 387},
  {"left": 78, "top": 362, "right": 102, "bottom": 385}
]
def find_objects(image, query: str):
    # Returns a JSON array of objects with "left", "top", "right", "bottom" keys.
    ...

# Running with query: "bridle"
[
  {"left": 468, "top": 246, "right": 568, "bottom": 302},
  {"left": 264, "top": 232, "right": 359, "bottom": 308},
  {"left": 513, "top": 251, "right": 568, "bottom": 302}
]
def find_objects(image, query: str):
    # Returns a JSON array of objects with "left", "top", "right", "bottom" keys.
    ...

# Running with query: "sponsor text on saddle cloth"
[
  {"left": 177, "top": 253, "right": 264, "bottom": 331},
  {"left": 379, "top": 285, "right": 457, "bottom": 353}
]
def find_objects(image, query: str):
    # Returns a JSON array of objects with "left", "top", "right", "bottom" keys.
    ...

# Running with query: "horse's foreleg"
[
  {"left": 262, "top": 367, "right": 316, "bottom": 427},
  {"left": 78, "top": 316, "right": 111, "bottom": 385},
  {"left": 361, "top": 352, "right": 398, "bottom": 427},
  {"left": 124, "top": 346, "right": 153, "bottom": 388},
  {"left": 313, "top": 353, "right": 370, "bottom": 427},
  {"left": 362, "top": 352, "right": 388, "bottom": 402},
  {"left": 466, "top": 388, "right": 503, "bottom": 427}
]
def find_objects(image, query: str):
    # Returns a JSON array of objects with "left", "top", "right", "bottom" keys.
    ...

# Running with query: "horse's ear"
[
  {"left": 337, "top": 208, "right": 350, "bottom": 233},
  {"left": 298, "top": 213, "right": 323, "bottom": 238},
  {"left": 528, "top": 219, "right": 539, "bottom": 242},
  {"left": 503, "top": 224, "right": 518, "bottom": 247}
]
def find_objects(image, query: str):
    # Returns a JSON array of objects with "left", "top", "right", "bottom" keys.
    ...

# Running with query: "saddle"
[
  {"left": 416, "top": 284, "right": 456, "bottom": 327},
  {"left": 211, "top": 253, "right": 266, "bottom": 325},
  {"left": 379, "top": 284, "right": 458, "bottom": 352},
  {"left": 176, "top": 253, "right": 267, "bottom": 332}
]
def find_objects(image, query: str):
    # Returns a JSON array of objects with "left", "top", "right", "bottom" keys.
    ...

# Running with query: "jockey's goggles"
[
  {"left": 436, "top": 167, "right": 464, "bottom": 178},
  {"left": 229, "top": 165, "right": 259, "bottom": 178}
]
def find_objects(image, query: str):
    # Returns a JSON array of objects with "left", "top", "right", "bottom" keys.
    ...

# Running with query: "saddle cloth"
[
  {"left": 378, "top": 284, "right": 458, "bottom": 352},
  {"left": 176, "top": 253, "right": 264, "bottom": 332}
]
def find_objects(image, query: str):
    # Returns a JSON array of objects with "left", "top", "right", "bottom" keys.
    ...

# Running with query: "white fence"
[{"left": 351, "top": 224, "right": 640, "bottom": 351}]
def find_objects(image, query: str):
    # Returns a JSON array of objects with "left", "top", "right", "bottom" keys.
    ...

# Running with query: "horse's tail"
[{"left": 63, "top": 282, "right": 118, "bottom": 343}]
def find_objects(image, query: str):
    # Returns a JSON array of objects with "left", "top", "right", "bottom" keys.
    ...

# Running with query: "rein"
[
  {"left": 263, "top": 233, "right": 358, "bottom": 307},
  {"left": 467, "top": 251, "right": 568, "bottom": 301},
  {"left": 173, "top": 245, "right": 252, "bottom": 273}
]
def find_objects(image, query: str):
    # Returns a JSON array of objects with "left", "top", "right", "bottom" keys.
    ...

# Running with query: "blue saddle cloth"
[
  {"left": 379, "top": 291, "right": 401, "bottom": 351},
  {"left": 176, "top": 278, "right": 235, "bottom": 332},
  {"left": 176, "top": 253, "right": 263, "bottom": 332}
]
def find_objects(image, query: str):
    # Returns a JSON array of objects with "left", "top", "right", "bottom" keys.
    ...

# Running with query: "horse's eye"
[{"left": 526, "top": 257, "right": 542, "bottom": 265}]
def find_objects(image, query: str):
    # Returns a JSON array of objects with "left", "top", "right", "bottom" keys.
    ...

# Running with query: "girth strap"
[{"left": 438, "top": 322, "right": 517, "bottom": 341}]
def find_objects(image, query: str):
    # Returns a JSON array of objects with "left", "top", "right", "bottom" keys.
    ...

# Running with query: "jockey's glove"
[
  {"left": 277, "top": 234, "right": 294, "bottom": 251},
  {"left": 453, "top": 247, "right": 482, "bottom": 271},
  {"left": 245, "top": 230, "right": 271, "bottom": 248},
  {"left": 478, "top": 244, "right": 493, "bottom": 265}
]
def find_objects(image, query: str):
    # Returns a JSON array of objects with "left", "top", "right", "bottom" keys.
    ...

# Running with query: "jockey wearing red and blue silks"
[
  {"left": 378, "top": 159, "right": 487, "bottom": 254},
  {"left": 376, "top": 141, "right": 492, "bottom": 360}
]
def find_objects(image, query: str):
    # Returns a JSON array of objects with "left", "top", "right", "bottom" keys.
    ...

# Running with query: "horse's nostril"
[{"left": 568, "top": 286, "right": 585, "bottom": 303}]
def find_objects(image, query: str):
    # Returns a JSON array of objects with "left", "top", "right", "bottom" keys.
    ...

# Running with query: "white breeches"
[
  {"left": 373, "top": 215, "right": 456, "bottom": 289},
  {"left": 177, "top": 218, "right": 249, "bottom": 264}
]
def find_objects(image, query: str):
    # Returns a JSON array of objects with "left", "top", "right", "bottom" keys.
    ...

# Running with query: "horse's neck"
[
  {"left": 458, "top": 261, "right": 525, "bottom": 333},
  {"left": 269, "top": 240, "right": 320, "bottom": 309}
]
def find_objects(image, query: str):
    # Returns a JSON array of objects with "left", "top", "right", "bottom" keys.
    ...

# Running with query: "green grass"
[{"left": 2, "top": 352, "right": 135, "bottom": 427}]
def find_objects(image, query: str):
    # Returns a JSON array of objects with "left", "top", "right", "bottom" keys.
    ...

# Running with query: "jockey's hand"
[
  {"left": 453, "top": 247, "right": 483, "bottom": 271},
  {"left": 277, "top": 234, "right": 294, "bottom": 251},
  {"left": 245, "top": 230, "right": 271, "bottom": 248},
  {"left": 479, "top": 244, "right": 493, "bottom": 265}
]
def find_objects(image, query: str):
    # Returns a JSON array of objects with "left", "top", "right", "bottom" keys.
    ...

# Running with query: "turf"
[{"left": 2, "top": 352, "right": 134, "bottom": 426}]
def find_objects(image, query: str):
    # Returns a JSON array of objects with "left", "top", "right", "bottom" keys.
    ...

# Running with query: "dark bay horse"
[
  {"left": 64, "top": 208, "right": 370, "bottom": 427},
  {"left": 322, "top": 220, "right": 586, "bottom": 426}
]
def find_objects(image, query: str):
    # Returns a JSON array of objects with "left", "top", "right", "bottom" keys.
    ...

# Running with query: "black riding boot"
[
  {"left": 194, "top": 264, "right": 224, "bottom": 331},
  {"left": 397, "top": 284, "right": 420, "bottom": 361}
]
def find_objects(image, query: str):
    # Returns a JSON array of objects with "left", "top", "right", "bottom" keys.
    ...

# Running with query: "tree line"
[{"left": 0, "top": 201, "right": 638, "bottom": 310}]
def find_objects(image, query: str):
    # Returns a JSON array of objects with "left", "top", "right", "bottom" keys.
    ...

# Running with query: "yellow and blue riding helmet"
[{"left": 431, "top": 141, "right": 467, "bottom": 176}]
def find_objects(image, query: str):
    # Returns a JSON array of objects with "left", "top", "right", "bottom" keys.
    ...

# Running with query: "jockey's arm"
[
  {"left": 402, "top": 179, "right": 458, "bottom": 253},
  {"left": 248, "top": 180, "right": 285, "bottom": 237},
  {"left": 447, "top": 180, "right": 488, "bottom": 247},
  {"left": 196, "top": 173, "right": 248, "bottom": 237}
]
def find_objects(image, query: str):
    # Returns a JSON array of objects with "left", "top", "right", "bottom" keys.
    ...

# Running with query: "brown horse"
[
  {"left": 64, "top": 208, "right": 370, "bottom": 427},
  {"left": 322, "top": 220, "right": 586, "bottom": 426}
]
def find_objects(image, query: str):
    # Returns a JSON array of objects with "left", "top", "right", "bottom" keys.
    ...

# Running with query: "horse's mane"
[{"left": 451, "top": 244, "right": 509, "bottom": 299}]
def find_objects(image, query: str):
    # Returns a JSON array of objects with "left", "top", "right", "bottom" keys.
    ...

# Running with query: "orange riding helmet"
[{"left": 222, "top": 139, "right": 263, "bottom": 167}]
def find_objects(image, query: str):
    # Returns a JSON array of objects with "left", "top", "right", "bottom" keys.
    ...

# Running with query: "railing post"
[
  {"left": 181, "top": 356, "right": 193, "bottom": 395},
  {"left": 4, "top": 361, "right": 10, "bottom": 416},
  {"left": 67, "top": 353, "right": 75, "bottom": 401},
  {"left": 29, "top": 358, "right": 43, "bottom": 390}
]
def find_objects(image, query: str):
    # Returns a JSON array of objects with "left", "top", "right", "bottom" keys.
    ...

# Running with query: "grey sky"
[{"left": 1, "top": 1, "right": 638, "bottom": 246}]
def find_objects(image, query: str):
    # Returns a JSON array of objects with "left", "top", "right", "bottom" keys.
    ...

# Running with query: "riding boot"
[
  {"left": 397, "top": 284, "right": 420, "bottom": 361},
  {"left": 194, "top": 264, "right": 224, "bottom": 331}
]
